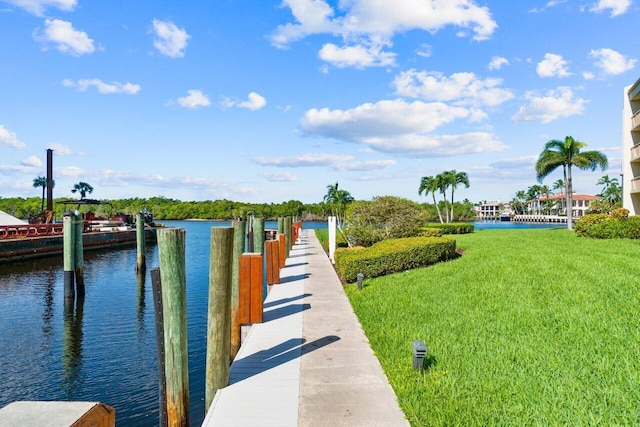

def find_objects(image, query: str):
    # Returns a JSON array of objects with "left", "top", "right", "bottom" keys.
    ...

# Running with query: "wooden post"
[
  {"left": 156, "top": 228, "right": 189, "bottom": 427},
  {"left": 136, "top": 213, "right": 146, "bottom": 272},
  {"left": 284, "top": 217, "right": 292, "bottom": 258},
  {"left": 74, "top": 214, "right": 84, "bottom": 297},
  {"left": 63, "top": 213, "right": 75, "bottom": 300},
  {"left": 205, "top": 227, "right": 234, "bottom": 411},
  {"left": 151, "top": 269, "right": 168, "bottom": 427},
  {"left": 230, "top": 220, "right": 246, "bottom": 359},
  {"left": 278, "top": 234, "right": 286, "bottom": 268},
  {"left": 277, "top": 217, "right": 284, "bottom": 234},
  {"left": 253, "top": 217, "right": 264, "bottom": 255},
  {"left": 239, "top": 253, "right": 264, "bottom": 324},
  {"left": 266, "top": 240, "right": 280, "bottom": 285}
]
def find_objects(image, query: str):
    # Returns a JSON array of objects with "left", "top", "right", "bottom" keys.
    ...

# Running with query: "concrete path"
[{"left": 203, "top": 229, "right": 409, "bottom": 426}]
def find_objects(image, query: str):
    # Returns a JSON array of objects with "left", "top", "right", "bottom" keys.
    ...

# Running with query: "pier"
[
  {"left": 203, "top": 228, "right": 409, "bottom": 426},
  {"left": 511, "top": 214, "right": 568, "bottom": 223}
]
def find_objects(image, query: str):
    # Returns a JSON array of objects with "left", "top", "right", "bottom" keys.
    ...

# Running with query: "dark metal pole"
[{"left": 46, "top": 149, "right": 53, "bottom": 213}]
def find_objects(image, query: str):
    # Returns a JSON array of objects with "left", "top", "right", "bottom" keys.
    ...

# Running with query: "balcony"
[
  {"left": 633, "top": 110, "right": 640, "bottom": 131},
  {"left": 631, "top": 177, "right": 640, "bottom": 193},
  {"left": 629, "top": 77, "right": 640, "bottom": 101},
  {"left": 631, "top": 143, "right": 640, "bottom": 162}
]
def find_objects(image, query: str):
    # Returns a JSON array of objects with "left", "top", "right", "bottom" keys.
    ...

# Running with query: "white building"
[{"left": 622, "top": 77, "right": 640, "bottom": 215}]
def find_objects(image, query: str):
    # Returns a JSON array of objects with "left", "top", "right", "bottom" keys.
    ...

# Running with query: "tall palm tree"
[
  {"left": 323, "top": 182, "right": 354, "bottom": 220},
  {"left": 33, "top": 176, "right": 47, "bottom": 211},
  {"left": 514, "top": 190, "right": 528, "bottom": 214},
  {"left": 535, "top": 136, "right": 608, "bottom": 230},
  {"left": 71, "top": 181, "right": 94, "bottom": 200},
  {"left": 444, "top": 170, "right": 469, "bottom": 222},
  {"left": 419, "top": 175, "right": 444, "bottom": 223},
  {"left": 527, "top": 184, "right": 541, "bottom": 214},
  {"left": 539, "top": 184, "right": 551, "bottom": 214},
  {"left": 435, "top": 172, "right": 450, "bottom": 222},
  {"left": 552, "top": 179, "right": 565, "bottom": 194}
]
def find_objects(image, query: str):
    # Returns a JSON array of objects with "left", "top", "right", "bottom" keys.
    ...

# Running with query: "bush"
[
  {"left": 344, "top": 196, "right": 428, "bottom": 247},
  {"left": 334, "top": 236, "right": 456, "bottom": 283},
  {"left": 425, "top": 222, "right": 474, "bottom": 234},
  {"left": 575, "top": 213, "right": 640, "bottom": 239},
  {"left": 420, "top": 227, "right": 443, "bottom": 237}
]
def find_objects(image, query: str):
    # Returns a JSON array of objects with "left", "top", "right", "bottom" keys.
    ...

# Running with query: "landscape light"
[
  {"left": 412, "top": 340, "right": 428, "bottom": 371},
  {"left": 356, "top": 272, "right": 364, "bottom": 290}
]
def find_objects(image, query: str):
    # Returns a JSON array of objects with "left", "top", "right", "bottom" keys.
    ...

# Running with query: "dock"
[{"left": 203, "top": 228, "right": 409, "bottom": 426}]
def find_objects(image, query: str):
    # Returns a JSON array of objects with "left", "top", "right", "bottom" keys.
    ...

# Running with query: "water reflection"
[{"left": 62, "top": 295, "right": 84, "bottom": 397}]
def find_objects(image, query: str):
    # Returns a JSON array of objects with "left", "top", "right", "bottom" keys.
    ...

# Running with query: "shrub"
[
  {"left": 575, "top": 213, "right": 640, "bottom": 239},
  {"left": 334, "top": 236, "right": 456, "bottom": 283},
  {"left": 425, "top": 222, "right": 474, "bottom": 234},
  {"left": 610, "top": 208, "right": 630, "bottom": 220},
  {"left": 420, "top": 227, "right": 443, "bottom": 237},
  {"left": 344, "top": 196, "right": 427, "bottom": 247}
]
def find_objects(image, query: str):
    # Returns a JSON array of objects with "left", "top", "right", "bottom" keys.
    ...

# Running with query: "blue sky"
[{"left": 0, "top": 0, "right": 637, "bottom": 205}]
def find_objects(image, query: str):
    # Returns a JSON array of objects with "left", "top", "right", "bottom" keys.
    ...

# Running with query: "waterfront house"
[{"left": 528, "top": 193, "right": 600, "bottom": 218}]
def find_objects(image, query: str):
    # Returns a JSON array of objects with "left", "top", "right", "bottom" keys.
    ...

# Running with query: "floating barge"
[{"left": 0, "top": 222, "right": 157, "bottom": 264}]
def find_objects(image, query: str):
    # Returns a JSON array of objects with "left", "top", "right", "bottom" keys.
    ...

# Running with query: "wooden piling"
[
  {"left": 278, "top": 234, "right": 286, "bottom": 269},
  {"left": 277, "top": 217, "right": 284, "bottom": 234},
  {"left": 266, "top": 240, "right": 280, "bottom": 285},
  {"left": 136, "top": 213, "right": 146, "bottom": 272},
  {"left": 253, "top": 217, "right": 264, "bottom": 255},
  {"left": 74, "top": 215, "right": 84, "bottom": 297},
  {"left": 239, "top": 253, "right": 264, "bottom": 324},
  {"left": 63, "top": 214, "right": 75, "bottom": 300},
  {"left": 284, "top": 217, "right": 292, "bottom": 258},
  {"left": 150, "top": 268, "right": 168, "bottom": 427},
  {"left": 156, "top": 228, "right": 189, "bottom": 427},
  {"left": 230, "top": 220, "right": 246, "bottom": 359},
  {"left": 205, "top": 227, "right": 234, "bottom": 411}
]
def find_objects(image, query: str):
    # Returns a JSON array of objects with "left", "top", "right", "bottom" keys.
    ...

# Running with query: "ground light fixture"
[
  {"left": 412, "top": 340, "right": 428, "bottom": 371},
  {"left": 356, "top": 272, "right": 364, "bottom": 290}
]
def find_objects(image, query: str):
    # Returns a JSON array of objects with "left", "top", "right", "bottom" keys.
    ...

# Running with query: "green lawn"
[{"left": 343, "top": 229, "right": 640, "bottom": 426}]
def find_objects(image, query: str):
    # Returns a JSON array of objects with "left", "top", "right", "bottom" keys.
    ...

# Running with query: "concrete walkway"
[{"left": 203, "top": 229, "right": 409, "bottom": 426}]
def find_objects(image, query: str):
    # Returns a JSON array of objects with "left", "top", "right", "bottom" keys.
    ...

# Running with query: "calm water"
[
  {"left": 0, "top": 219, "right": 557, "bottom": 425},
  {"left": 0, "top": 220, "right": 325, "bottom": 426}
]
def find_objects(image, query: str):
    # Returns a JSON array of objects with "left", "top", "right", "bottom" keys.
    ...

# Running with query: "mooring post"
[
  {"left": 150, "top": 268, "right": 168, "bottom": 427},
  {"left": 284, "top": 216, "right": 292, "bottom": 259},
  {"left": 74, "top": 214, "right": 85, "bottom": 297},
  {"left": 63, "top": 212, "right": 75, "bottom": 301},
  {"left": 136, "top": 213, "right": 146, "bottom": 272},
  {"left": 277, "top": 217, "right": 284, "bottom": 234},
  {"left": 205, "top": 227, "right": 234, "bottom": 410},
  {"left": 156, "top": 228, "right": 189, "bottom": 427},
  {"left": 230, "top": 220, "right": 246, "bottom": 360},
  {"left": 253, "top": 217, "right": 264, "bottom": 255}
]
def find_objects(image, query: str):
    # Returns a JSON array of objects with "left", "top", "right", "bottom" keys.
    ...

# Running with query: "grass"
[{"left": 343, "top": 229, "right": 640, "bottom": 426}]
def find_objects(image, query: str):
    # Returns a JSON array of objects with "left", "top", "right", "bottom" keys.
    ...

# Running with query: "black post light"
[{"left": 356, "top": 272, "right": 364, "bottom": 290}]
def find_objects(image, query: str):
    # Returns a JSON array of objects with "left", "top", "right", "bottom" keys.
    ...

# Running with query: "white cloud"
[
  {"left": 254, "top": 153, "right": 353, "bottom": 168},
  {"left": 300, "top": 99, "right": 507, "bottom": 157},
  {"left": 416, "top": 44, "right": 432, "bottom": 58},
  {"left": 62, "top": 78, "right": 141, "bottom": 94},
  {"left": 536, "top": 53, "right": 572, "bottom": 78},
  {"left": 488, "top": 56, "right": 509, "bottom": 70},
  {"left": 47, "top": 143, "right": 81, "bottom": 155},
  {"left": 589, "top": 48, "right": 636, "bottom": 75},
  {"left": 152, "top": 19, "right": 190, "bottom": 58},
  {"left": 176, "top": 90, "right": 211, "bottom": 109},
  {"left": 590, "top": 0, "right": 631, "bottom": 17},
  {"left": 260, "top": 171, "right": 298, "bottom": 182},
  {"left": 21, "top": 155, "right": 42, "bottom": 168},
  {"left": 318, "top": 43, "right": 396, "bottom": 68},
  {"left": 271, "top": 0, "right": 497, "bottom": 68},
  {"left": 3, "top": 0, "right": 76, "bottom": 16},
  {"left": 222, "top": 92, "right": 267, "bottom": 111},
  {"left": 392, "top": 70, "right": 514, "bottom": 107},
  {"left": 0, "top": 125, "right": 26, "bottom": 149},
  {"left": 334, "top": 159, "right": 397, "bottom": 171},
  {"left": 511, "top": 87, "right": 587, "bottom": 123},
  {"left": 36, "top": 19, "right": 94, "bottom": 56}
]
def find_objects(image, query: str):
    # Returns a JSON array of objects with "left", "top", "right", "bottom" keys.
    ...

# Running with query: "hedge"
[
  {"left": 575, "top": 213, "right": 640, "bottom": 239},
  {"left": 424, "top": 222, "right": 474, "bottom": 234},
  {"left": 334, "top": 236, "right": 456, "bottom": 283}
]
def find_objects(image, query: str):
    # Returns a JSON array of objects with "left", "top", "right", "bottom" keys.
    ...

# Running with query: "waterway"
[{"left": 0, "top": 219, "right": 561, "bottom": 425}]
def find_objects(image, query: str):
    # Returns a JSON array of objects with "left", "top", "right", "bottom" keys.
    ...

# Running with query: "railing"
[{"left": 0, "top": 223, "right": 64, "bottom": 240}]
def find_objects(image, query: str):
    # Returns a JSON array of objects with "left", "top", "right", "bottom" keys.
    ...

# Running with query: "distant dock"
[{"left": 0, "top": 227, "right": 157, "bottom": 264}]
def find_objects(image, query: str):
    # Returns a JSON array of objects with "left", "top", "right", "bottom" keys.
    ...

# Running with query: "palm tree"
[
  {"left": 419, "top": 175, "right": 444, "bottom": 223},
  {"left": 71, "top": 181, "right": 94, "bottom": 200},
  {"left": 552, "top": 179, "right": 565, "bottom": 194},
  {"left": 535, "top": 136, "right": 608, "bottom": 230},
  {"left": 539, "top": 184, "right": 551, "bottom": 214},
  {"left": 527, "top": 184, "right": 541, "bottom": 214},
  {"left": 598, "top": 175, "right": 622, "bottom": 206},
  {"left": 443, "top": 170, "right": 469, "bottom": 222},
  {"left": 33, "top": 176, "right": 47, "bottom": 211}
]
